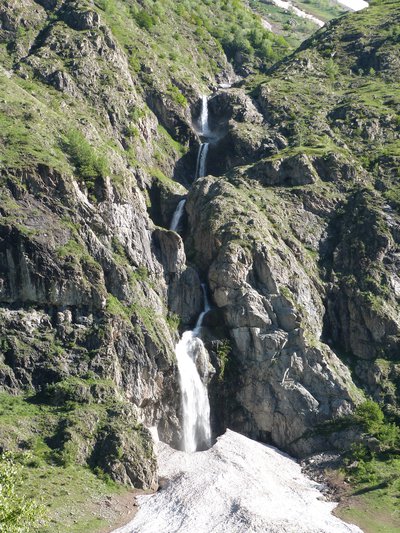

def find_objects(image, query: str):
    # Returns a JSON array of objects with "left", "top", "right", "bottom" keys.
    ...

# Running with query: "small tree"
[
  {"left": 0, "top": 453, "right": 45, "bottom": 532},
  {"left": 355, "top": 400, "right": 384, "bottom": 433}
]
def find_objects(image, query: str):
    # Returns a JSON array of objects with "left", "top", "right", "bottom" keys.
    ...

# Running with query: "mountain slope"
[
  {"left": 0, "top": 0, "right": 399, "bottom": 531},
  {"left": 184, "top": 0, "right": 399, "bottom": 527},
  {"left": 0, "top": 0, "right": 289, "bottom": 530}
]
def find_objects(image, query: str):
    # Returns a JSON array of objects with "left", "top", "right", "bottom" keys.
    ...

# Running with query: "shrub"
[
  {"left": 134, "top": 9, "right": 156, "bottom": 31},
  {"left": 355, "top": 400, "right": 385, "bottom": 433},
  {"left": 166, "top": 84, "right": 187, "bottom": 107},
  {"left": 353, "top": 400, "right": 400, "bottom": 452},
  {"left": 64, "top": 129, "right": 109, "bottom": 184},
  {"left": 216, "top": 340, "right": 231, "bottom": 381}
]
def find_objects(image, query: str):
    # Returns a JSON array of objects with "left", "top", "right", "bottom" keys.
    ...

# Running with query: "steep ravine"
[
  {"left": 113, "top": 92, "right": 362, "bottom": 532},
  {"left": 0, "top": 1, "right": 399, "bottom": 531},
  {"left": 168, "top": 96, "right": 214, "bottom": 454}
]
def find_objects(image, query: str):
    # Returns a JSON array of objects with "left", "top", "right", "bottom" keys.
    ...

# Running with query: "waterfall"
[
  {"left": 196, "top": 95, "right": 210, "bottom": 179},
  {"left": 195, "top": 142, "right": 209, "bottom": 179},
  {"left": 176, "top": 284, "right": 211, "bottom": 453},
  {"left": 200, "top": 94, "right": 209, "bottom": 136},
  {"left": 170, "top": 199, "right": 186, "bottom": 232},
  {"left": 194, "top": 283, "right": 211, "bottom": 334},
  {"left": 174, "top": 96, "right": 212, "bottom": 453},
  {"left": 170, "top": 96, "right": 210, "bottom": 231}
]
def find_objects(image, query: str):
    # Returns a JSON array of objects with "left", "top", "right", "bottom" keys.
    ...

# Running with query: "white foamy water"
[
  {"left": 176, "top": 331, "right": 211, "bottom": 453},
  {"left": 200, "top": 94, "right": 209, "bottom": 136},
  {"left": 176, "top": 283, "right": 211, "bottom": 453},
  {"left": 169, "top": 199, "right": 186, "bottom": 232},
  {"left": 195, "top": 142, "right": 209, "bottom": 179},
  {"left": 195, "top": 95, "right": 210, "bottom": 179},
  {"left": 113, "top": 430, "right": 363, "bottom": 533}
]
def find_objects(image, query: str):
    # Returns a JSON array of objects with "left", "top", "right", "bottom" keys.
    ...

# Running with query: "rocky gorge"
[{"left": 0, "top": 0, "right": 399, "bottom": 532}]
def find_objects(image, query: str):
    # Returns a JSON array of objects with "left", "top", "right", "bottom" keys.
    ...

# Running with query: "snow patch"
[
  {"left": 270, "top": 0, "right": 325, "bottom": 27},
  {"left": 113, "top": 430, "right": 363, "bottom": 533},
  {"left": 335, "top": 0, "right": 368, "bottom": 11}
]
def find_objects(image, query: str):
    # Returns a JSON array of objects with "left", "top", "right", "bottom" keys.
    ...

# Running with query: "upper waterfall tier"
[{"left": 200, "top": 94, "right": 210, "bottom": 137}]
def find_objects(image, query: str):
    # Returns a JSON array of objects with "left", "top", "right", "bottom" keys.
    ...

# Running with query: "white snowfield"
[
  {"left": 270, "top": 0, "right": 325, "bottom": 27},
  {"left": 113, "top": 430, "right": 363, "bottom": 533},
  {"left": 335, "top": 1, "right": 369, "bottom": 11}
]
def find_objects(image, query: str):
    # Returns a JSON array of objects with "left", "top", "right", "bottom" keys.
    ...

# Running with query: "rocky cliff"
[
  {"left": 0, "top": 0, "right": 399, "bottom": 530},
  {"left": 191, "top": 0, "right": 400, "bottom": 457},
  {"left": 0, "top": 0, "right": 290, "bottom": 504}
]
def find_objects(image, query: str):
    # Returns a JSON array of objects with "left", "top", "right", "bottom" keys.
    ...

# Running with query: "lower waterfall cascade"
[
  {"left": 169, "top": 198, "right": 186, "bottom": 232},
  {"left": 175, "top": 294, "right": 212, "bottom": 452}
]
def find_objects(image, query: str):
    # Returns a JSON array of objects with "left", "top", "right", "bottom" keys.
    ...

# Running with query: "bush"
[
  {"left": 355, "top": 400, "right": 385, "bottom": 433},
  {"left": 64, "top": 129, "right": 109, "bottom": 184},
  {"left": 216, "top": 340, "right": 231, "bottom": 381},
  {"left": 353, "top": 400, "right": 400, "bottom": 452},
  {"left": 134, "top": 9, "right": 156, "bottom": 31}
]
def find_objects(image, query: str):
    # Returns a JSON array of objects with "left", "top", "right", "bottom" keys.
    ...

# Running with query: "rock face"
[
  {"left": 185, "top": 3, "right": 400, "bottom": 455},
  {"left": 0, "top": 0, "right": 399, "bottom": 496},
  {"left": 0, "top": 0, "right": 238, "bottom": 486},
  {"left": 186, "top": 174, "right": 361, "bottom": 455}
]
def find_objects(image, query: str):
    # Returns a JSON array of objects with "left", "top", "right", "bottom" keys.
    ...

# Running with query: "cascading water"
[
  {"left": 196, "top": 95, "right": 210, "bottom": 179},
  {"left": 176, "top": 284, "right": 211, "bottom": 453},
  {"left": 170, "top": 199, "right": 186, "bottom": 232},
  {"left": 174, "top": 95, "right": 212, "bottom": 453},
  {"left": 169, "top": 95, "right": 210, "bottom": 232},
  {"left": 195, "top": 142, "right": 209, "bottom": 180},
  {"left": 200, "top": 94, "right": 209, "bottom": 136}
]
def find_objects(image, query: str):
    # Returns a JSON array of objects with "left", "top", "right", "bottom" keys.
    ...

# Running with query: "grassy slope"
[
  {"left": 0, "top": 393, "right": 128, "bottom": 533},
  {"left": 249, "top": 0, "right": 347, "bottom": 47}
]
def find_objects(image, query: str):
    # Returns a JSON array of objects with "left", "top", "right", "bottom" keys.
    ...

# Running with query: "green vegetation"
[
  {"left": 295, "top": 0, "right": 346, "bottom": 21},
  {"left": 353, "top": 401, "right": 400, "bottom": 450},
  {"left": 334, "top": 401, "right": 400, "bottom": 533},
  {"left": 0, "top": 73, "right": 68, "bottom": 172},
  {"left": 337, "top": 493, "right": 400, "bottom": 533},
  {"left": 166, "top": 84, "right": 188, "bottom": 107},
  {"left": 0, "top": 1, "right": 399, "bottom": 533},
  {"left": 166, "top": 312, "right": 180, "bottom": 331},
  {"left": 157, "top": 125, "right": 188, "bottom": 159},
  {"left": 249, "top": 0, "right": 346, "bottom": 49},
  {"left": 133, "top": 8, "right": 156, "bottom": 31},
  {"left": 216, "top": 340, "right": 231, "bottom": 381},
  {"left": 95, "top": 0, "right": 289, "bottom": 84},
  {"left": 64, "top": 129, "right": 109, "bottom": 187},
  {"left": 0, "top": 392, "right": 130, "bottom": 533},
  {"left": 0, "top": 452, "right": 45, "bottom": 532}
]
